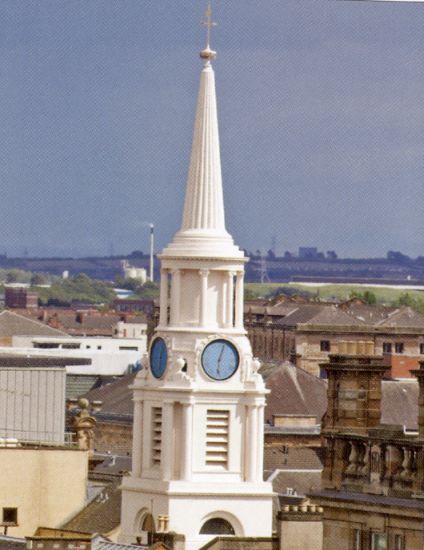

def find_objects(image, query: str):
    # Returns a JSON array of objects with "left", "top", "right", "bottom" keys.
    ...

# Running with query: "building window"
[
  {"left": 2, "top": 507, "right": 17, "bottom": 525},
  {"left": 394, "top": 534, "right": 403, "bottom": 550},
  {"left": 206, "top": 410, "right": 229, "bottom": 467},
  {"left": 119, "top": 346, "right": 139, "bottom": 351},
  {"left": 382, "top": 342, "right": 392, "bottom": 354},
  {"left": 97, "top": 345, "right": 102, "bottom": 350},
  {"left": 395, "top": 343, "right": 404, "bottom": 354},
  {"left": 352, "top": 528, "right": 361, "bottom": 550},
  {"left": 319, "top": 367, "right": 328, "bottom": 379},
  {"left": 200, "top": 518, "right": 235, "bottom": 535},
  {"left": 320, "top": 340, "right": 331, "bottom": 352},
  {"left": 420, "top": 344, "right": 424, "bottom": 355},
  {"left": 62, "top": 343, "right": 81, "bottom": 349},
  {"left": 371, "top": 533, "right": 387, "bottom": 550},
  {"left": 151, "top": 407, "right": 162, "bottom": 466}
]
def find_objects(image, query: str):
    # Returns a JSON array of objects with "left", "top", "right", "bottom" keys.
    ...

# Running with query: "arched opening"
[
  {"left": 200, "top": 518, "right": 235, "bottom": 535},
  {"left": 134, "top": 511, "right": 155, "bottom": 546}
]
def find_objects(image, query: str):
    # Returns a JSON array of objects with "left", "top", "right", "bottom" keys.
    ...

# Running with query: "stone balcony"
[{"left": 324, "top": 427, "right": 424, "bottom": 499}]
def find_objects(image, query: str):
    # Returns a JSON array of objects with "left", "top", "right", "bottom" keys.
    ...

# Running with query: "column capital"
[{"left": 199, "top": 268, "right": 210, "bottom": 277}]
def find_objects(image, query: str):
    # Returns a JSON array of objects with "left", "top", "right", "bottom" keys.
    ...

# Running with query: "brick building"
[
  {"left": 245, "top": 298, "right": 424, "bottom": 378},
  {"left": 5, "top": 287, "right": 38, "bottom": 309},
  {"left": 310, "top": 351, "right": 424, "bottom": 550}
]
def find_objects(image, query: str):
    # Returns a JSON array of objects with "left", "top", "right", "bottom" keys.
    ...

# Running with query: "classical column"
[
  {"left": 225, "top": 271, "right": 235, "bottom": 328},
  {"left": 132, "top": 400, "right": 143, "bottom": 478},
  {"left": 159, "top": 268, "right": 169, "bottom": 326},
  {"left": 235, "top": 271, "right": 244, "bottom": 329},
  {"left": 170, "top": 269, "right": 181, "bottom": 326},
  {"left": 247, "top": 404, "right": 258, "bottom": 482},
  {"left": 181, "top": 402, "right": 193, "bottom": 481},
  {"left": 199, "top": 269, "right": 209, "bottom": 327},
  {"left": 256, "top": 404, "right": 265, "bottom": 480},
  {"left": 161, "top": 401, "right": 174, "bottom": 481}
]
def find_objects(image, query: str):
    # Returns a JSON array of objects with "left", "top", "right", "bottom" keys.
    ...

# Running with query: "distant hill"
[{"left": 1, "top": 253, "right": 424, "bottom": 285}]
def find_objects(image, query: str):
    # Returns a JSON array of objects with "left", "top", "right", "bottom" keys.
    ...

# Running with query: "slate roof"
[
  {"left": 94, "top": 542, "right": 147, "bottom": 550},
  {"left": 264, "top": 446, "right": 323, "bottom": 472},
  {"left": 66, "top": 375, "right": 103, "bottom": 399},
  {"left": 245, "top": 300, "right": 424, "bottom": 330},
  {"left": 80, "top": 362, "right": 419, "bottom": 432},
  {"left": 17, "top": 310, "right": 148, "bottom": 337},
  {"left": 376, "top": 307, "right": 424, "bottom": 328},
  {"left": 0, "top": 310, "right": 69, "bottom": 337},
  {"left": 381, "top": 380, "right": 418, "bottom": 430},
  {"left": 276, "top": 305, "right": 329, "bottom": 326},
  {"left": 344, "top": 304, "right": 397, "bottom": 324},
  {"left": 0, "top": 536, "right": 26, "bottom": 550},
  {"left": 268, "top": 470, "right": 322, "bottom": 496},
  {"left": 0, "top": 355, "right": 90, "bottom": 368},
  {"left": 62, "top": 477, "right": 121, "bottom": 535},
  {"left": 82, "top": 373, "right": 136, "bottom": 416},
  {"left": 264, "top": 362, "right": 419, "bottom": 430},
  {"left": 263, "top": 363, "right": 328, "bottom": 423},
  {"left": 300, "top": 305, "right": 366, "bottom": 326}
]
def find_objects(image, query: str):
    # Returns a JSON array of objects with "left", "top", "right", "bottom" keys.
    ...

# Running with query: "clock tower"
[{"left": 120, "top": 7, "right": 273, "bottom": 549}]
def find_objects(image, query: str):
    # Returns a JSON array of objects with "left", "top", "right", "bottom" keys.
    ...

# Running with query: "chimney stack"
[{"left": 322, "top": 353, "right": 388, "bottom": 435}]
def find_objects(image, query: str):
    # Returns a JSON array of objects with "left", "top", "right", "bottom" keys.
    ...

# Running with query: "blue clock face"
[
  {"left": 201, "top": 339, "right": 239, "bottom": 381},
  {"left": 150, "top": 337, "right": 168, "bottom": 379}
]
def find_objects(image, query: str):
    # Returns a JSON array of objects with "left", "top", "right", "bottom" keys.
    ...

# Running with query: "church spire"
[
  {"left": 181, "top": 2, "right": 224, "bottom": 233},
  {"left": 163, "top": 3, "right": 243, "bottom": 259}
]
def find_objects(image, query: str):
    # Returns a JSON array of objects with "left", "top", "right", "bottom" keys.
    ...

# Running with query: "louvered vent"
[
  {"left": 151, "top": 407, "right": 162, "bottom": 466},
  {"left": 206, "top": 409, "right": 229, "bottom": 467}
]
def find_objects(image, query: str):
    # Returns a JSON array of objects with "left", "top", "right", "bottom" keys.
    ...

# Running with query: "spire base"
[{"left": 161, "top": 228, "right": 245, "bottom": 260}]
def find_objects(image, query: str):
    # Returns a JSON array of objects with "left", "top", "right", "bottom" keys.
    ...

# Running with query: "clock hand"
[{"left": 217, "top": 344, "right": 225, "bottom": 375}]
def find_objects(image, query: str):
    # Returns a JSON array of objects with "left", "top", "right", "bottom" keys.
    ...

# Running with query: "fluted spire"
[
  {"left": 181, "top": 59, "right": 225, "bottom": 232},
  {"left": 162, "top": 12, "right": 243, "bottom": 259}
]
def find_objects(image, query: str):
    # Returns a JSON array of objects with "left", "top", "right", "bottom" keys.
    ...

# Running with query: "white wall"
[{"left": 8, "top": 334, "right": 147, "bottom": 376}]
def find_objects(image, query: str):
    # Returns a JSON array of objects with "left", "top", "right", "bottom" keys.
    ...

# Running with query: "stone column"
[
  {"left": 132, "top": 400, "right": 143, "bottom": 478},
  {"left": 161, "top": 401, "right": 174, "bottom": 481},
  {"left": 235, "top": 271, "right": 244, "bottom": 329},
  {"left": 170, "top": 269, "right": 181, "bottom": 326},
  {"left": 159, "top": 268, "right": 169, "bottom": 326},
  {"left": 181, "top": 402, "right": 193, "bottom": 481},
  {"left": 256, "top": 404, "right": 265, "bottom": 480},
  {"left": 247, "top": 405, "right": 258, "bottom": 482},
  {"left": 225, "top": 271, "right": 235, "bottom": 328},
  {"left": 199, "top": 269, "right": 209, "bottom": 327}
]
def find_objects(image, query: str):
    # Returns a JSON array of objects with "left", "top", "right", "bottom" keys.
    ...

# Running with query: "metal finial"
[{"left": 200, "top": 1, "right": 217, "bottom": 62}]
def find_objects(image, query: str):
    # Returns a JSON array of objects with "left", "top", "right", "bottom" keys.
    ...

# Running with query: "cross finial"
[{"left": 202, "top": 1, "right": 217, "bottom": 50}]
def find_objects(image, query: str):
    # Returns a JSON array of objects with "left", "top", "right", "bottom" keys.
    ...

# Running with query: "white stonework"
[{"left": 120, "top": 39, "right": 273, "bottom": 550}]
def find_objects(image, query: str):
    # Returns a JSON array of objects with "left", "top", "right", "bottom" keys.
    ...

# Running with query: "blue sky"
[{"left": 0, "top": 0, "right": 423, "bottom": 258}]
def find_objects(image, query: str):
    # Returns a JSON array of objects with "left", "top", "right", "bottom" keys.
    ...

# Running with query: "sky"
[{"left": 0, "top": 0, "right": 423, "bottom": 259}]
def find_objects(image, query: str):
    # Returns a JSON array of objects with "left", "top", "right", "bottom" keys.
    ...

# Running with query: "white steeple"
[
  {"left": 162, "top": 13, "right": 243, "bottom": 260},
  {"left": 120, "top": 5, "right": 273, "bottom": 549}
]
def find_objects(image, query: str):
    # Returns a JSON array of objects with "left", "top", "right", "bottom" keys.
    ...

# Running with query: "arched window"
[{"left": 200, "top": 518, "right": 235, "bottom": 535}]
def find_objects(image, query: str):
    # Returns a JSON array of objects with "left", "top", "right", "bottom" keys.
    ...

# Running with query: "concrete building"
[
  {"left": 0, "top": 355, "right": 90, "bottom": 444},
  {"left": 7, "top": 334, "right": 146, "bottom": 376},
  {"left": 0, "top": 445, "right": 88, "bottom": 537},
  {"left": 119, "top": 25, "right": 273, "bottom": 550}
]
